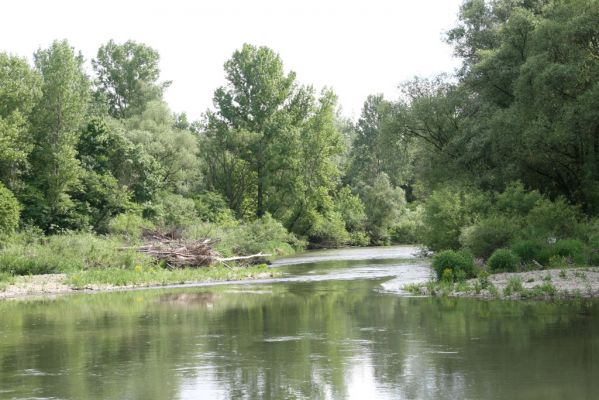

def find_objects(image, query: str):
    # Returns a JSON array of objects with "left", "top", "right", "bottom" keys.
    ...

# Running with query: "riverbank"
[
  {"left": 0, "top": 264, "right": 280, "bottom": 300},
  {"left": 403, "top": 267, "right": 599, "bottom": 300}
]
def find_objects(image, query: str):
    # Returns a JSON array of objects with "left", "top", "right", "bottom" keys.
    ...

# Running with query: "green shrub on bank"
[
  {"left": 553, "top": 239, "right": 586, "bottom": 264},
  {"left": 488, "top": 249, "right": 519, "bottom": 272},
  {"left": 421, "top": 187, "right": 490, "bottom": 252},
  {"left": 460, "top": 215, "right": 516, "bottom": 259},
  {"left": 510, "top": 240, "right": 548, "bottom": 264},
  {"left": 184, "top": 214, "right": 303, "bottom": 258},
  {"left": 431, "top": 249, "right": 475, "bottom": 281},
  {"left": 109, "top": 212, "right": 154, "bottom": 240},
  {"left": 390, "top": 205, "right": 423, "bottom": 244},
  {"left": 0, "top": 183, "right": 20, "bottom": 234}
]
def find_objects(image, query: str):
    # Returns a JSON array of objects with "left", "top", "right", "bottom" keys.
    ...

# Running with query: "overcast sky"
[{"left": 2, "top": 0, "right": 463, "bottom": 121}]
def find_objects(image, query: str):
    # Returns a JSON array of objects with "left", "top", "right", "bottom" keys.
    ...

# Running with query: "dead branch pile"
[
  {"left": 130, "top": 229, "right": 270, "bottom": 268},
  {"left": 136, "top": 238, "right": 220, "bottom": 268}
]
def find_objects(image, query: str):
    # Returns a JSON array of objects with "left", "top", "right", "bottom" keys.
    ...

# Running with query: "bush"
[
  {"left": 184, "top": 214, "right": 303, "bottom": 258},
  {"left": 421, "top": 187, "right": 490, "bottom": 251},
  {"left": 431, "top": 250, "right": 475, "bottom": 281},
  {"left": 460, "top": 215, "right": 517, "bottom": 259},
  {"left": 511, "top": 240, "right": 549, "bottom": 264},
  {"left": 488, "top": 249, "right": 520, "bottom": 272},
  {"left": 193, "top": 191, "right": 235, "bottom": 223},
  {"left": 553, "top": 239, "right": 586, "bottom": 264},
  {"left": 390, "top": 205, "right": 423, "bottom": 244},
  {"left": 0, "top": 183, "right": 20, "bottom": 234},
  {"left": 143, "top": 192, "right": 198, "bottom": 229},
  {"left": 109, "top": 212, "right": 154, "bottom": 240}
]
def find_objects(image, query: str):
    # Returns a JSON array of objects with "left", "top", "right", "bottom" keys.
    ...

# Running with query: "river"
[{"left": 0, "top": 246, "right": 597, "bottom": 399}]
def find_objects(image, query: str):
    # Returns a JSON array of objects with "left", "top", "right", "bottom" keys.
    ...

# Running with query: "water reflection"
[{"left": 0, "top": 252, "right": 597, "bottom": 399}]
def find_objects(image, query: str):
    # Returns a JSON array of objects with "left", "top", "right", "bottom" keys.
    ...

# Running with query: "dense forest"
[{"left": 0, "top": 0, "right": 598, "bottom": 281}]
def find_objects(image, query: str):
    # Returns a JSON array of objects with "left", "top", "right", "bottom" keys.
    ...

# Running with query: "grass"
[
  {"left": 503, "top": 277, "right": 523, "bottom": 296},
  {"left": 0, "top": 226, "right": 294, "bottom": 292},
  {"left": 0, "top": 272, "right": 15, "bottom": 292},
  {"left": 66, "top": 263, "right": 277, "bottom": 289}
]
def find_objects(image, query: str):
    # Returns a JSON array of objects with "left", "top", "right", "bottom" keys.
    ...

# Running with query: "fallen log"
[{"left": 217, "top": 253, "right": 271, "bottom": 262}]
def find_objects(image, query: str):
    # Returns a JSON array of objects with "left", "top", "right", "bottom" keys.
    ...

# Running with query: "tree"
[
  {"left": 346, "top": 95, "right": 413, "bottom": 189},
  {"left": 24, "top": 40, "right": 90, "bottom": 230},
  {"left": 92, "top": 40, "right": 170, "bottom": 118},
  {"left": 0, "top": 53, "right": 42, "bottom": 189},
  {"left": 208, "top": 44, "right": 297, "bottom": 218}
]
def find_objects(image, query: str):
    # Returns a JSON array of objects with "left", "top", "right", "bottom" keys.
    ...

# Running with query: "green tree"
[
  {"left": 207, "top": 44, "right": 297, "bottom": 218},
  {"left": 92, "top": 40, "right": 170, "bottom": 118},
  {"left": 25, "top": 40, "right": 90, "bottom": 230},
  {"left": 0, "top": 53, "right": 42, "bottom": 189},
  {"left": 0, "top": 182, "right": 20, "bottom": 234}
]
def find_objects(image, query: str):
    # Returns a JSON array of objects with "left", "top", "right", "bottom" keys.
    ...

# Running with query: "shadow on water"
[{"left": 0, "top": 246, "right": 598, "bottom": 399}]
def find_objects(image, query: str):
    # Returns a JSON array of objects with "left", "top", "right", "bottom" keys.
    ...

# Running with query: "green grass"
[
  {"left": 0, "top": 233, "right": 152, "bottom": 276},
  {"left": 66, "top": 264, "right": 277, "bottom": 289}
]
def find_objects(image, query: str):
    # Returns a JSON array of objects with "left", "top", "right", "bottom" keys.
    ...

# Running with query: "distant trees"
[{"left": 2, "top": 0, "right": 597, "bottom": 250}]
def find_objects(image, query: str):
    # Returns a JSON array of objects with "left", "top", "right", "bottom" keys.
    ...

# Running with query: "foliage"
[
  {"left": 0, "top": 233, "right": 151, "bottom": 276},
  {"left": 460, "top": 215, "right": 517, "bottom": 259},
  {"left": 511, "top": 240, "right": 550, "bottom": 264},
  {"left": 488, "top": 249, "right": 520, "bottom": 272},
  {"left": 421, "top": 187, "right": 489, "bottom": 251},
  {"left": 93, "top": 40, "right": 170, "bottom": 118},
  {"left": 0, "top": 183, "right": 21, "bottom": 234},
  {"left": 193, "top": 192, "right": 236, "bottom": 223},
  {"left": 390, "top": 204, "right": 424, "bottom": 244},
  {"left": 359, "top": 173, "right": 405, "bottom": 244},
  {"left": 109, "top": 212, "right": 154, "bottom": 240},
  {"left": 24, "top": 40, "right": 90, "bottom": 231},
  {"left": 431, "top": 249, "right": 475, "bottom": 281},
  {"left": 553, "top": 239, "right": 586, "bottom": 265},
  {"left": 144, "top": 192, "right": 198, "bottom": 229}
]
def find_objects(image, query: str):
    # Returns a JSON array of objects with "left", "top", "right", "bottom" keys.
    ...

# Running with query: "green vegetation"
[
  {"left": 1, "top": 0, "right": 598, "bottom": 292},
  {"left": 431, "top": 250, "right": 475, "bottom": 281},
  {"left": 488, "top": 249, "right": 520, "bottom": 273},
  {"left": 67, "top": 263, "right": 274, "bottom": 288}
]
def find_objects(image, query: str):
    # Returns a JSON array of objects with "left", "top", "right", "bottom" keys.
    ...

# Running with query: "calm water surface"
[{"left": 0, "top": 246, "right": 597, "bottom": 399}]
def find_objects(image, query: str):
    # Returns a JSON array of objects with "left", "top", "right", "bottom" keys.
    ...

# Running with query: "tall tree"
[
  {"left": 206, "top": 44, "right": 298, "bottom": 217},
  {"left": 92, "top": 40, "right": 170, "bottom": 118},
  {"left": 25, "top": 40, "right": 90, "bottom": 230},
  {"left": 0, "top": 53, "right": 42, "bottom": 189}
]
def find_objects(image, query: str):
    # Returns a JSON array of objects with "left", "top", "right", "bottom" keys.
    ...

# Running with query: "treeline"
[{"left": 1, "top": 0, "right": 599, "bottom": 261}]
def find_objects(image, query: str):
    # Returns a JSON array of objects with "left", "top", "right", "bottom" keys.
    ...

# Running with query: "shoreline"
[
  {"left": 0, "top": 268, "right": 280, "bottom": 301},
  {"left": 404, "top": 267, "right": 599, "bottom": 300}
]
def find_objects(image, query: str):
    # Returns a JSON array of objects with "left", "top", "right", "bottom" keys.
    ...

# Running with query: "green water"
[{"left": 0, "top": 247, "right": 597, "bottom": 399}]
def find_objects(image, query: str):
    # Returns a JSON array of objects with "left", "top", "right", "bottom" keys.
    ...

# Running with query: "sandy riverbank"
[
  {"left": 406, "top": 267, "right": 599, "bottom": 300},
  {"left": 0, "top": 271, "right": 277, "bottom": 300}
]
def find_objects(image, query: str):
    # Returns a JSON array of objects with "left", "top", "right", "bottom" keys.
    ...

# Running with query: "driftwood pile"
[{"left": 129, "top": 230, "right": 269, "bottom": 268}]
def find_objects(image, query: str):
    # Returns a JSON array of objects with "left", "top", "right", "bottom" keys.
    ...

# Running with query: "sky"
[{"left": 1, "top": 0, "right": 464, "bottom": 121}]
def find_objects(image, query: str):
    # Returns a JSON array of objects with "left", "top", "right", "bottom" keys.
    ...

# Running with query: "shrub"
[
  {"left": 109, "top": 212, "right": 154, "bottom": 240},
  {"left": 460, "top": 215, "right": 517, "bottom": 259},
  {"left": 431, "top": 249, "right": 475, "bottom": 281},
  {"left": 504, "top": 277, "right": 523, "bottom": 296},
  {"left": 553, "top": 239, "right": 586, "bottom": 264},
  {"left": 143, "top": 192, "right": 198, "bottom": 229},
  {"left": 390, "top": 205, "right": 424, "bottom": 244},
  {"left": 421, "top": 187, "right": 490, "bottom": 251},
  {"left": 488, "top": 249, "right": 520, "bottom": 272},
  {"left": 0, "top": 183, "right": 20, "bottom": 234},
  {"left": 193, "top": 191, "right": 235, "bottom": 223},
  {"left": 511, "top": 240, "right": 549, "bottom": 264}
]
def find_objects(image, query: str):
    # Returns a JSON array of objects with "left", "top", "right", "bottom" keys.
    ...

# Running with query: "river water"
[{"left": 0, "top": 246, "right": 597, "bottom": 399}]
